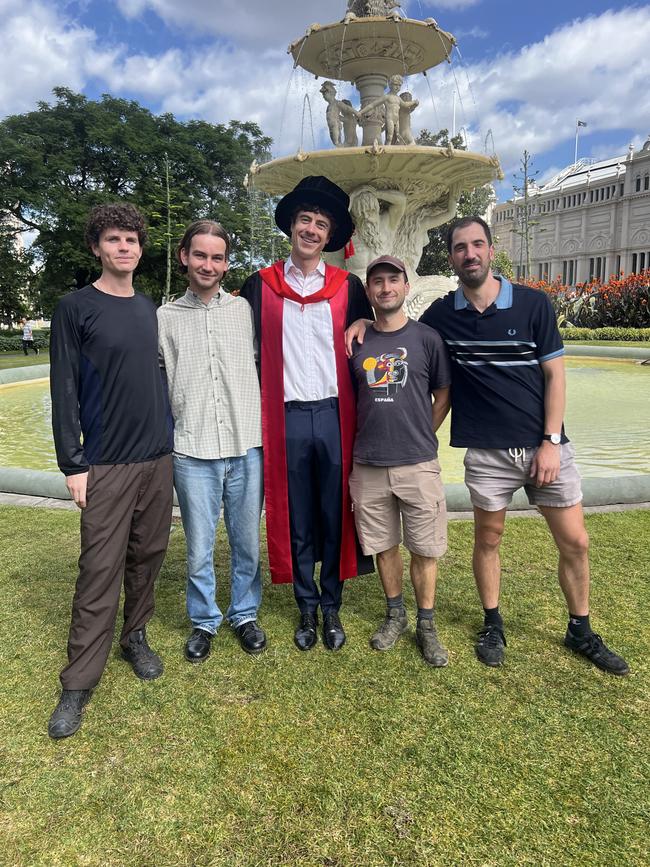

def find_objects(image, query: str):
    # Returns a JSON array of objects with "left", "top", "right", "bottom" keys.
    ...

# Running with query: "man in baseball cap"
[{"left": 349, "top": 254, "right": 452, "bottom": 666}]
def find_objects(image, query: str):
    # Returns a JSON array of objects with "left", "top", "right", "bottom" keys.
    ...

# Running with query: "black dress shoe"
[
  {"left": 184, "top": 628, "right": 213, "bottom": 663},
  {"left": 294, "top": 612, "right": 318, "bottom": 651},
  {"left": 323, "top": 611, "right": 346, "bottom": 651},
  {"left": 235, "top": 620, "right": 267, "bottom": 655}
]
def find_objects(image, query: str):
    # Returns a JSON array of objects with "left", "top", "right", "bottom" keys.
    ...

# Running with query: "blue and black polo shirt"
[{"left": 419, "top": 278, "right": 567, "bottom": 449}]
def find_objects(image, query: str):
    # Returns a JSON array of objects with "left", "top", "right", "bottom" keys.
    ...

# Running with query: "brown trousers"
[{"left": 60, "top": 454, "right": 173, "bottom": 690}]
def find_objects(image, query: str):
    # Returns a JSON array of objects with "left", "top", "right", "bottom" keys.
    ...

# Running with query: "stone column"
[{"left": 355, "top": 72, "right": 388, "bottom": 145}]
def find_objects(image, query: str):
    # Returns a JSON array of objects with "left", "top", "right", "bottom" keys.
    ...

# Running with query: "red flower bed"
[{"left": 523, "top": 271, "right": 650, "bottom": 328}]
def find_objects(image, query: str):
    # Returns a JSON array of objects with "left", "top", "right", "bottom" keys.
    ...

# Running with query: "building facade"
[{"left": 492, "top": 135, "right": 650, "bottom": 285}]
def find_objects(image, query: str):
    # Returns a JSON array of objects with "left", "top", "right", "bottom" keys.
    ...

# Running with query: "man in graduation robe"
[{"left": 240, "top": 175, "right": 374, "bottom": 651}]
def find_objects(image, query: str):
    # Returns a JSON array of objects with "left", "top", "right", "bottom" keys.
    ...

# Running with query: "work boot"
[
  {"left": 121, "top": 628, "right": 163, "bottom": 680},
  {"left": 416, "top": 618, "right": 448, "bottom": 667},
  {"left": 370, "top": 607, "right": 408, "bottom": 651},
  {"left": 48, "top": 689, "right": 92, "bottom": 739}
]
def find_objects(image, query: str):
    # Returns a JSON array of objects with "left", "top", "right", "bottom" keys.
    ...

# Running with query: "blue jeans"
[{"left": 173, "top": 448, "right": 263, "bottom": 632}]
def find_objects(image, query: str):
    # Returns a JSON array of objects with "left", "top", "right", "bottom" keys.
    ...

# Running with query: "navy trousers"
[{"left": 285, "top": 398, "right": 344, "bottom": 615}]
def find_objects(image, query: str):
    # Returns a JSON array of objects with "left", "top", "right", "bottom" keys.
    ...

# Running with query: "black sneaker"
[
  {"left": 121, "top": 628, "right": 163, "bottom": 680},
  {"left": 48, "top": 689, "right": 92, "bottom": 739},
  {"left": 564, "top": 630, "right": 630, "bottom": 676},
  {"left": 475, "top": 624, "right": 506, "bottom": 667}
]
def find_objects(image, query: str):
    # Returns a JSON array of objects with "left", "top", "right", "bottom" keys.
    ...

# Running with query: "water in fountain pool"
[{"left": 2, "top": 359, "right": 648, "bottom": 481}]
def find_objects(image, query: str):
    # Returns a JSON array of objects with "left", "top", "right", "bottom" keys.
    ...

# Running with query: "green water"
[{"left": 0, "top": 359, "right": 648, "bottom": 481}]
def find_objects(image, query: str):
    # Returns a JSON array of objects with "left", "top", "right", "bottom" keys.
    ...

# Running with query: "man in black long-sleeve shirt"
[{"left": 48, "top": 203, "right": 173, "bottom": 740}]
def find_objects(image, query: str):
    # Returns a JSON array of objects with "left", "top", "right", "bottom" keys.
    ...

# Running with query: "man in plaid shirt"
[{"left": 158, "top": 220, "right": 266, "bottom": 661}]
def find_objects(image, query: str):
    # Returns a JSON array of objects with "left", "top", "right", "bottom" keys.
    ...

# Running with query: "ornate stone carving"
[
  {"left": 358, "top": 75, "right": 415, "bottom": 145},
  {"left": 320, "top": 81, "right": 361, "bottom": 147},
  {"left": 346, "top": 0, "right": 401, "bottom": 16},
  {"left": 316, "top": 38, "right": 425, "bottom": 77},
  {"left": 397, "top": 92, "right": 418, "bottom": 145}
]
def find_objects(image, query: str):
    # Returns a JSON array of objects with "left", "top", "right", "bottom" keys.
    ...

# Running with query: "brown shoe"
[
  {"left": 416, "top": 618, "right": 448, "bottom": 667},
  {"left": 370, "top": 608, "right": 408, "bottom": 651}
]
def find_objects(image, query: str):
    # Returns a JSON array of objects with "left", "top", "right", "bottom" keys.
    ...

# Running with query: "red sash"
[{"left": 260, "top": 261, "right": 360, "bottom": 584}]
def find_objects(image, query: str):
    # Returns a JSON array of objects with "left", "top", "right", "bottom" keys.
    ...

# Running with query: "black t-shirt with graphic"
[{"left": 350, "top": 319, "right": 451, "bottom": 466}]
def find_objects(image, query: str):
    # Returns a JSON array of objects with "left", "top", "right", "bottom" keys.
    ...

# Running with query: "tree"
[
  {"left": 0, "top": 221, "right": 35, "bottom": 326},
  {"left": 0, "top": 88, "right": 288, "bottom": 311},
  {"left": 492, "top": 249, "right": 514, "bottom": 280},
  {"left": 416, "top": 128, "right": 496, "bottom": 276},
  {"left": 511, "top": 150, "right": 539, "bottom": 279}
]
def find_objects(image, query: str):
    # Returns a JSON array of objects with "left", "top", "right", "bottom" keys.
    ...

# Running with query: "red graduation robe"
[{"left": 258, "top": 260, "right": 366, "bottom": 585}]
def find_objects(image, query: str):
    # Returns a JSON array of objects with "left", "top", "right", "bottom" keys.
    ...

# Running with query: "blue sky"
[{"left": 1, "top": 0, "right": 648, "bottom": 202}]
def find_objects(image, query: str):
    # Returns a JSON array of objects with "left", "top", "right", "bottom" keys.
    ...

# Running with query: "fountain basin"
[
  {"left": 289, "top": 16, "right": 455, "bottom": 81},
  {"left": 249, "top": 145, "right": 501, "bottom": 199},
  {"left": 248, "top": 145, "right": 502, "bottom": 285}
]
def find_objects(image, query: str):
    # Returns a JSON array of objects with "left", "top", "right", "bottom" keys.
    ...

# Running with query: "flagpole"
[{"left": 574, "top": 120, "right": 587, "bottom": 165}]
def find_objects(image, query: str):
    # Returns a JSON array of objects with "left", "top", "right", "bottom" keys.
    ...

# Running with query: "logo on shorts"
[
  {"left": 362, "top": 347, "right": 408, "bottom": 397},
  {"left": 508, "top": 328, "right": 517, "bottom": 336}
]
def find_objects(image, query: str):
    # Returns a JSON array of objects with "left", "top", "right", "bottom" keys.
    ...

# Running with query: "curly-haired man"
[{"left": 48, "top": 202, "right": 174, "bottom": 739}]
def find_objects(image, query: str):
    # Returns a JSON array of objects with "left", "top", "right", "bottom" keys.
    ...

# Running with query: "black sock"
[
  {"left": 483, "top": 606, "right": 503, "bottom": 628},
  {"left": 568, "top": 613, "right": 591, "bottom": 637},
  {"left": 417, "top": 607, "right": 434, "bottom": 622},
  {"left": 387, "top": 593, "right": 404, "bottom": 610}
]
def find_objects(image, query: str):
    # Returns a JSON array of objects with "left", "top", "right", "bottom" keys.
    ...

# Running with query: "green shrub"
[
  {"left": 559, "top": 327, "right": 650, "bottom": 342},
  {"left": 0, "top": 329, "right": 50, "bottom": 352}
]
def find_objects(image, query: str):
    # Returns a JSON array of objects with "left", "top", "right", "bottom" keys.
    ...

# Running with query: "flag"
[{"left": 577, "top": 120, "right": 587, "bottom": 127}]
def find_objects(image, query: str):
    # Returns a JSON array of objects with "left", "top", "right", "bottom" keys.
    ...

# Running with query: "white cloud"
[
  {"left": 405, "top": 7, "right": 650, "bottom": 178},
  {"left": 0, "top": 0, "right": 648, "bottom": 194},
  {"left": 115, "top": 0, "right": 345, "bottom": 45},
  {"left": 454, "top": 26, "right": 489, "bottom": 39},
  {"left": 0, "top": 0, "right": 105, "bottom": 114},
  {"left": 113, "top": 0, "right": 483, "bottom": 45}
]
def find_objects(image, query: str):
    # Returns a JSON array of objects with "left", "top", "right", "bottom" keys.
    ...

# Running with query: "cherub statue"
[
  {"left": 320, "top": 81, "right": 361, "bottom": 147},
  {"left": 358, "top": 74, "right": 403, "bottom": 145},
  {"left": 397, "top": 91, "right": 419, "bottom": 145},
  {"left": 320, "top": 81, "right": 343, "bottom": 146},
  {"left": 339, "top": 99, "right": 360, "bottom": 147}
]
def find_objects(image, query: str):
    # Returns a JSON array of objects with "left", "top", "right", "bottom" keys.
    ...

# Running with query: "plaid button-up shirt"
[{"left": 158, "top": 288, "right": 261, "bottom": 460}]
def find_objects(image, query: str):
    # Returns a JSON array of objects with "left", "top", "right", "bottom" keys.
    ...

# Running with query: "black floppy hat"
[{"left": 274, "top": 176, "right": 355, "bottom": 252}]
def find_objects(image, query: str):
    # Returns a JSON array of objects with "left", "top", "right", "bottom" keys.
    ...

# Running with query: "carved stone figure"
[
  {"left": 347, "top": 186, "right": 407, "bottom": 273},
  {"left": 346, "top": 0, "right": 401, "bottom": 16},
  {"left": 358, "top": 74, "right": 403, "bottom": 145},
  {"left": 397, "top": 91, "right": 419, "bottom": 145},
  {"left": 320, "top": 81, "right": 342, "bottom": 147},
  {"left": 320, "top": 81, "right": 361, "bottom": 147},
  {"left": 339, "top": 99, "right": 360, "bottom": 147}
]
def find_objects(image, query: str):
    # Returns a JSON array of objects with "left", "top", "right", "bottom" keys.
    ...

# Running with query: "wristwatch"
[{"left": 542, "top": 433, "right": 562, "bottom": 445}]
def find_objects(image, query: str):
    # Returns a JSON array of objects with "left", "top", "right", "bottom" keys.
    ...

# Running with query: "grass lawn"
[
  {"left": 0, "top": 351, "right": 49, "bottom": 370},
  {"left": 1, "top": 506, "right": 648, "bottom": 866}
]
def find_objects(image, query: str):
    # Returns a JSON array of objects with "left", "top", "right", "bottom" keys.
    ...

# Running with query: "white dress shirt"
[{"left": 282, "top": 256, "right": 339, "bottom": 402}]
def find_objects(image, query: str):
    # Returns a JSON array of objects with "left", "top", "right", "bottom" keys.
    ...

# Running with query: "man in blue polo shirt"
[
  {"left": 346, "top": 216, "right": 629, "bottom": 675},
  {"left": 418, "top": 216, "right": 628, "bottom": 674}
]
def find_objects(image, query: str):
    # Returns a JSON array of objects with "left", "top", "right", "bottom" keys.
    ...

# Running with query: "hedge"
[
  {"left": 0, "top": 330, "right": 50, "bottom": 352},
  {"left": 559, "top": 327, "right": 650, "bottom": 342}
]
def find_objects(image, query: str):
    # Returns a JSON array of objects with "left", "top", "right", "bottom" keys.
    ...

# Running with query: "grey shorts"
[
  {"left": 464, "top": 444, "right": 583, "bottom": 511},
  {"left": 349, "top": 459, "right": 447, "bottom": 558}
]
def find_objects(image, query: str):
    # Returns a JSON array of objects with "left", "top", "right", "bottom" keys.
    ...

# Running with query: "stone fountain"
[{"left": 247, "top": 0, "right": 502, "bottom": 312}]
